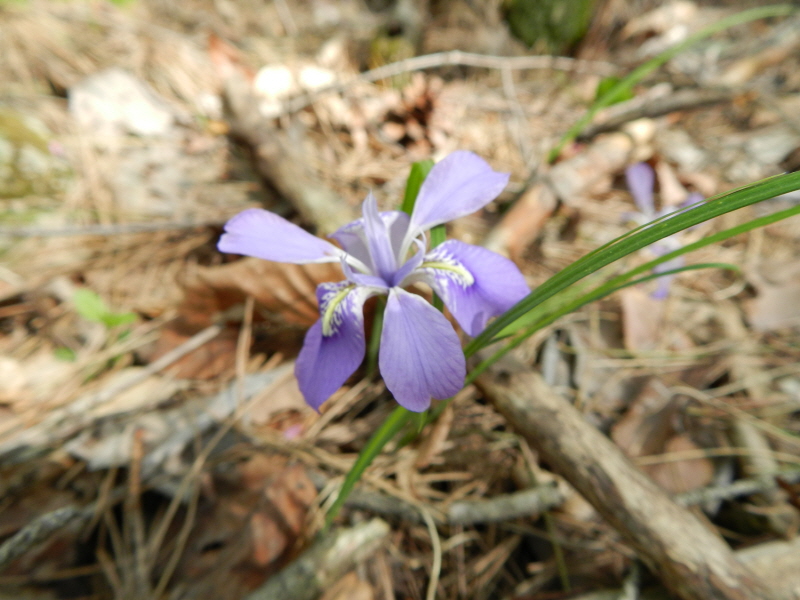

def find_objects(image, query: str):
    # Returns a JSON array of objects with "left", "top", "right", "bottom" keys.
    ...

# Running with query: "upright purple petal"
[
  {"left": 362, "top": 192, "right": 399, "bottom": 282},
  {"left": 625, "top": 163, "right": 655, "bottom": 216},
  {"left": 379, "top": 288, "right": 465, "bottom": 412},
  {"left": 415, "top": 240, "right": 529, "bottom": 336},
  {"left": 408, "top": 151, "right": 509, "bottom": 235},
  {"left": 331, "top": 211, "right": 411, "bottom": 272},
  {"left": 295, "top": 282, "right": 378, "bottom": 410},
  {"left": 390, "top": 237, "right": 425, "bottom": 287},
  {"left": 219, "top": 208, "right": 341, "bottom": 263}
]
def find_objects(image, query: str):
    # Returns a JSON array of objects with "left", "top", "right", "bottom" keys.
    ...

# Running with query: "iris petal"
[
  {"left": 219, "top": 208, "right": 341, "bottom": 263},
  {"left": 379, "top": 288, "right": 465, "bottom": 412},
  {"left": 331, "top": 210, "right": 411, "bottom": 270},
  {"left": 417, "top": 240, "right": 529, "bottom": 337},
  {"left": 625, "top": 163, "right": 655, "bottom": 217},
  {"left": 295, "top": 281, "right": 378, "bottom": 410},
  {"left": 362, "top": 192, "right": 399, "bottom": 282},
  {"left": 407, "top": 151, "right": 509, "bottom": 237}
]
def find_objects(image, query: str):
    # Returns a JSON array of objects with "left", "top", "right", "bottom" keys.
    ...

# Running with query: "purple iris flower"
[
  {"left": 625, "top": 162, "right": 703, "bottom": 299},
  {"left": 218, "top": 151, "right": 529, "bottom": 412}
]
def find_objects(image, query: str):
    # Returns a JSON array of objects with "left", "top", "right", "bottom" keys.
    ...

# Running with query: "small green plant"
[{"left": 73, "top": 288, "right": 136, "bottom": 329}]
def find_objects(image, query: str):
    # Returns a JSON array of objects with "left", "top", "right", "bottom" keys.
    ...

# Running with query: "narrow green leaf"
[
  {"left": 401, "top": 159, "right": 435, "bottom": 215},
  {"left": 73, "top": 288, "right": 110, "bottom": 324},
  {"left": 467, "top": 203, "right": 800, "bottom": 383},
  {"left": 430, "top": 224, "right": 447, "bottom": 310},
  {"left": 547, "top": 4, "right": 795, "bottom": 162},
  {"left": 101, "top": 312, "right": 137, "bottom": 328},
  {"left": 326, "top": 406, "right": 412, "bottom": 527},
  {"left": 466, "top": 171, "right": 800, "bottom": 356},
  {"left": 54, "top": 347, "right": 77, "bottom": 362},
  {"left": 365, "top": 296, "right": 386, "bottom": 377},
  {"left": 594, "top": 76, "right": 634, "bottom": 104}
]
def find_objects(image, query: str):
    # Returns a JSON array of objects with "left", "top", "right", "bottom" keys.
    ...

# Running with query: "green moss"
[{"left": 505, "top": 0, "right": 596, "bottom": 54}]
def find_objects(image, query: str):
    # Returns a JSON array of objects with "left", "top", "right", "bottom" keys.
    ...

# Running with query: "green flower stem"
[
  {"left": 365, "top": 296, "right": 386, "bottom": 377},
  {"left": 325, "top": 406, "right": 412, "bottom": 528}
]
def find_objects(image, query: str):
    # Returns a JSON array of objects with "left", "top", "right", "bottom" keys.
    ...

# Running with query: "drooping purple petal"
[
  {"left": 219, "top": 208, "right": 341, "bottom": 263},
  {"left": 625, "top": 163, "right": 655, "bottom": 216},
  {"left": 362, "top": 192, "right": 399, "bottom": 282},
  {"left": 407, "top": 151, "right": 509, "bottom": 236},
  {"left": 379, "top": 288, "right": 465, "bottom": 412},
  {"left": 415, "top": 240, "right": 529, "bottom": 336},
  {"left": 295, "top": 281, "right": 378, "bottom": 410}
]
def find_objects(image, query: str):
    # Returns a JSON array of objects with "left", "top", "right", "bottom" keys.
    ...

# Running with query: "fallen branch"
[
  {"left": 242, "top": 518, "right": 390, "bottom": 600},
  {"left": 475, "top": 352, "right": 786, "bottom": 600},
  {"left": 222, "top": 71, "right": 356, "bottom": 234},
  {"left": 282, "top": 50, "right": 618, "bottom": 115},
  {"left": 578, "top": 87, "right": 733, "bottom": 139},
  {"left": 563, "top": 537, "right": 800, "bottom": 600}
]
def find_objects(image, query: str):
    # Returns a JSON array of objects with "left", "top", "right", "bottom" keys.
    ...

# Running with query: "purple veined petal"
[
  {"left": 385, "top": 211, "right": 412, "bottom": 259},
  {"left": 362, "top": 192, "right": 399, "bottom": 282},
  {"left": 219, "top": 208, "right": 342, "bottom": 264},
  {"left": 413, "top": 240, "right": 529, "bottom": 337},
  {"left": 330, "top": 219, "right": 372, "bottom": 271},
  {"left": 295, "top": 281, "right": 381, "bottom": 410},
  {"left": 625, "top": 163, "right": 655, "bottom": 217},
  {"left": 331, "top": 211, "right": 411, "bottom": 271},
  {"left": 406, "top": 151, "right": 509, "bottom": 242},
  {"left": 379, "top": 288, "right": 466, "bottom": 412}
]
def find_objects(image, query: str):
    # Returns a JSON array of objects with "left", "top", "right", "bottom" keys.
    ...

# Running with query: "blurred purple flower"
[
  {"left": 219, "top": 151, "right": 529, "bottom": 412},
  {"left": 625, "top": 162, "right": 703, "bottom": 299}
]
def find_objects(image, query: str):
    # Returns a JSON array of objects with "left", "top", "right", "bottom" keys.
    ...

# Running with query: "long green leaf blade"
[{"left": 467, "top": 171, "right": 800, "bottom": 356}]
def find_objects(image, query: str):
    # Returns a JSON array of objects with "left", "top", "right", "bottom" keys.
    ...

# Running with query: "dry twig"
[{"left": 282, "top": 51, "right": 619, "bottom": 115}]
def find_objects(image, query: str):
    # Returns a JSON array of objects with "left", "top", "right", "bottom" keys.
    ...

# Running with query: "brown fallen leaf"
[
  {"left": 647, "top": 434, "right": 714, "bottom": 495},
  {"left": 143, "top": 258, "right": 343, "bottom": 379},
  {"left": 175, "top": 454, "right": 317, "bottom": 595},
  {"left": 145, "top": 324, "right": 239, "bottom": 380},
  {"left": 181, "top": 258, "right": 342, "bottom": 329},
  {"left": 745, "top": 260, "right": 800, "bottom": 332},
  {"left": 620, "top": 286, "right": 666, "bottom": 351},
  {"left": 612, "top": 377, "right": 676, "bottom": 459},
  {"left": 319, "top": 571, "right": 375, "bottom": 600}
]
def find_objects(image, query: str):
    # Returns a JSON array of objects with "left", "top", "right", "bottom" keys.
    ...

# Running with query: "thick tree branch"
[{"left": 475, "top": 353, "right": 786, "bottom": 600}]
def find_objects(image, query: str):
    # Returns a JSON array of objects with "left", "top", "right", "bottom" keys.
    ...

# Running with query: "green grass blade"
[
  {"left": 466, "top": 171, "right": 800, "bottom": 356},
  {"left": 401, "top": 159, "right": 435, "bottom": 215},
  {"left": 547, "top": 4, "right": 795, "bottom": 162},
  {"left": 467, "top": 202, "right": 800, "bottom": 382},
  {"left": 325, "top": 407, "right": 412, "bottom": 527}
]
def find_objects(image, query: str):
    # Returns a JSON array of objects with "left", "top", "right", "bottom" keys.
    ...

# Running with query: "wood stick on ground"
[
  {"left": 564, "top": 537, "right": 800, "bottom": 600},
  {"left": 222, "top": 71, "right": 356, "bottom": 234},
  {"left": 282, "top": 51, "right": 619, "bottom": 115},
  {"left": 475, "top": 352, "right": 786, "bottom": 600},
  {"left": 242, "top": 518, "right": 390, "bottom": 600}
]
